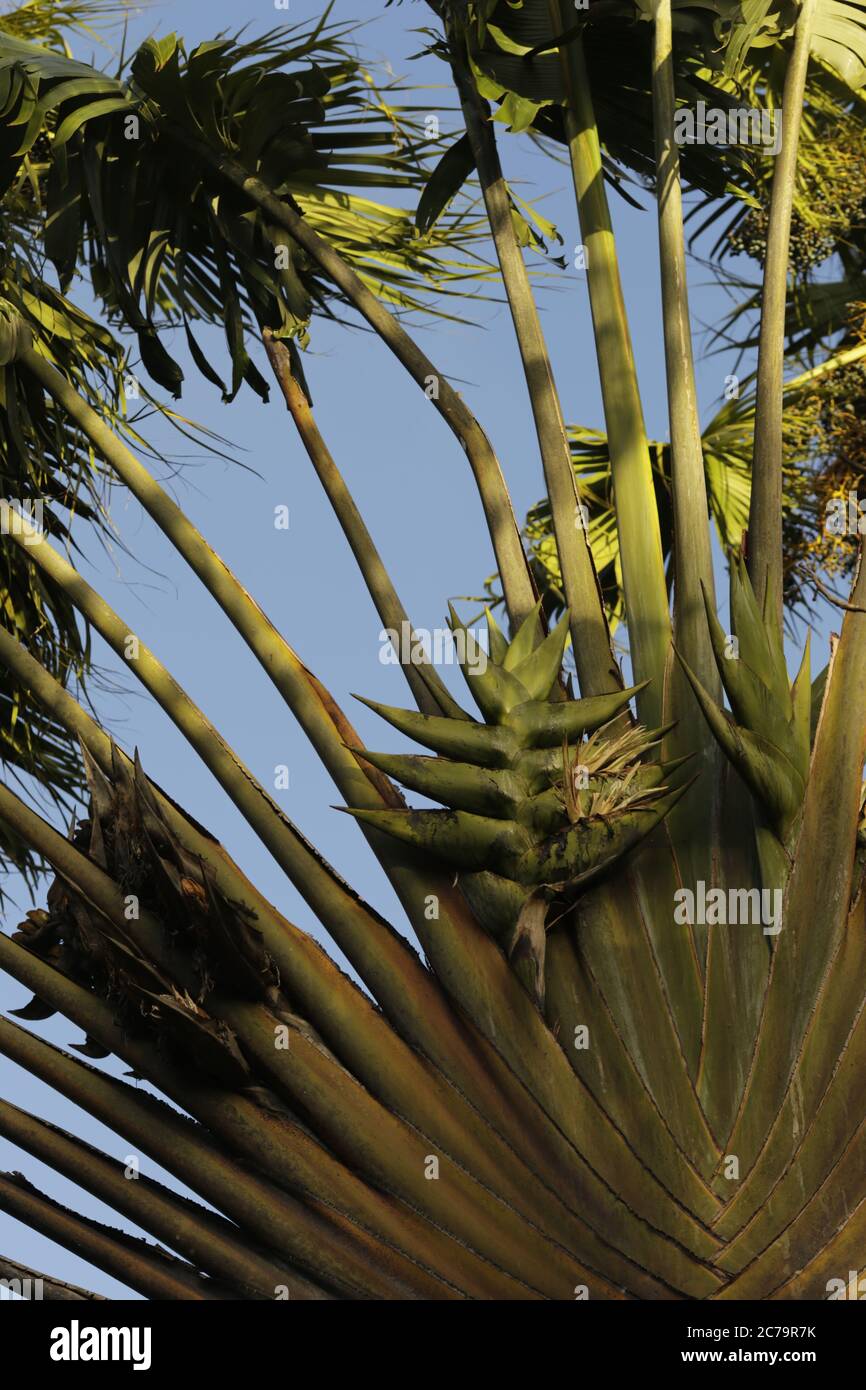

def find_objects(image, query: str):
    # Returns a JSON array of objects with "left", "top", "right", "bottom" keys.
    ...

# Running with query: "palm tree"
[{"left": 0, "top": 0, "right": 866, "bottom": 1301}]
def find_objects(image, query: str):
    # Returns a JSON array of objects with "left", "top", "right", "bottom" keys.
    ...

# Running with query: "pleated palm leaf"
[
  {"left": 1, "top": 0, "right": 866, "bottom": 1301},
  {"left": 0, "top": 14, "right": 495, "bottom": 399}
]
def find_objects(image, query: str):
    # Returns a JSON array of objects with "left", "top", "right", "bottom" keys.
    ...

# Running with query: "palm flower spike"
[{"left": 346, "top": 602, "right": 695, "bottom": 1006}]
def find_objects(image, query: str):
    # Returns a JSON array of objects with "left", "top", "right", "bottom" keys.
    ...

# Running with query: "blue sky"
[{"left": 0, "top": 0, "right": 834, "bottom": 1297}]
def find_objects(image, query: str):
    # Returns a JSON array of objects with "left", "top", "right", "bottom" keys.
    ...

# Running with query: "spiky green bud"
[{"left": 350, "top": 606, "right": 681, "bottom": 1005}]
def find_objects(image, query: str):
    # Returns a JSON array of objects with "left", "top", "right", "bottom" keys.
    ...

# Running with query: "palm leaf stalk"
[
  {"left": 547, "top": 1, "right": 671, "bottom": 728},
  {"left": 16, "top": 344, "right": 397, "bottom": 814},
  {"left": 0, "top": 1171, "right": 231, "bottom": 1300},
  {"left": 649, "top": 0, "right": 720, "bottom": 681},
  {"left": 260, "top": 329, "right": 463, "bottom": 719},
  {"left": 0, "top": 1254, "right": 105, "bottom": 1301},
  {"left": 0, "top": 1099, "right": 325, "bottom": 1301},
  {"left": 444, "top": 22, "right": 619, "bottom": 691},
  {"left": 748, "top": 0, "right": 819, "bottom": 633},
  {"left": 649, "top": 0, "right": 726, "bottom": 917}
]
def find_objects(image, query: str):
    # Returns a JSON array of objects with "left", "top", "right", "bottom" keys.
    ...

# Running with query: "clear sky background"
[{"left": 0, "top": 0, "right": 834, "bottom": 1297}]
